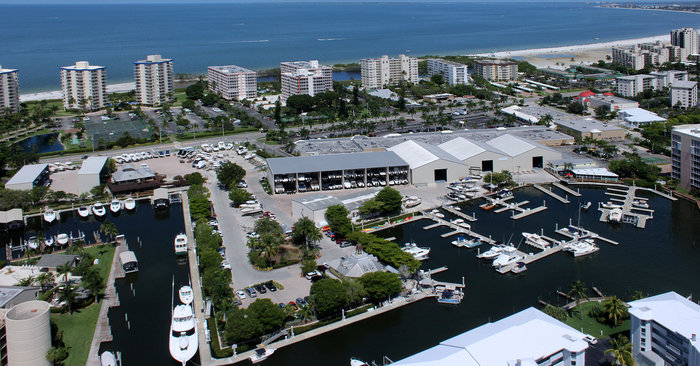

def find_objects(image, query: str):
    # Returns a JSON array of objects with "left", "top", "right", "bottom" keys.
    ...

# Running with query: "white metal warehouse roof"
[
  {"left": 438, "top": 137, "right": 504, "bottom": 160},
  {"left": 78, "top": 156, "right": 108, "bottom": 176},
  {"left": 268, "top": 151, "right": 407, "bottom": 175},
  {"left": 486, "top": 134, "right": 537, "bottom": 157},
  {"left": 6, "top": 164, "right": 48, "bottom": 186},
  {"left": 387, "top": 140, "right": 463, "bottom": 169}
]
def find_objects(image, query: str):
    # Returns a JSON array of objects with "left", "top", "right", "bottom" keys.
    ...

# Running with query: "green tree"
[
  {"left": 301, "top": 258, "right": 317, "bottom": 275},
  {"left": 185, "top": 172, "right": 205, "bottom": 185},
  {"left": 605, "top": 335, "right": 635, "bottom": 365},
  {"left": 430, "top": 74, "right": 444, "bottom": 85},
  {"left": 292, "top": 217, "right": 322, "bottom": 249},
  {"left": 81, "top": 267, "right": 105, "bottom": 302},
  {"left": 342, "top": 278, "right": 367, "bottom": 305},
  {"left": 286, "top": 94, "right": 314, "bottom": 114},
  {"left": 538, "top": 113, "right": 553, "bottom": 126},
  {"left": 595, "top": 105, "right": 611, "bottom": 120},
  {"left": 274, "top": 100, "right": 282, "bottom": 123},
  {"left": 228, "top": 188, "right": 252, "bottom": 207},
  {"left": 201, "top": 93, "right": 219, "bottom": 106},
  {"left": 99, "top": 220, "right": 118, "bottom": 242},
  {"left": 567, "top": 101, "right": 585, "bottom": 114},
  {"left": 297, "top": 303, "right": 314, "bottom": 323},
  {"left": 224, "top": 309, "right": 263, "bottom": 344},
  {"left": 185, "top": 82, "right": 205, "bottom": 100},
  {"left": 324, "top": 204, "right": 352, "bottom": 238},
  {"left": 56, "top": 263, "right": 72, "bottom": 283},
  {"left": 46, "top": 346, "right": 70, "bottom": 366},
  {"left": 247, "top": 298, "right": 286, "bottom": 334},
  {"left": 310, "top": 278, "right": 349, "bottom": 318},
  {"left": 58, "top": 283, "right": 78, "bottom": 313},
  {"left": 358, "top": 198, "right": 384, "bottom": 216},
  {"left": 567, "top": 280, "right": 588, "bottom": 320},
  {"left": 359, "top": 272, "right": 402, "bottom": 302},
  {"left": 602, "top": 295, "right": 628, "bottom": 327},
  {"left": 216, "top": 161, "right": 246, "bottom": 190},
  {"left": 375, "top": 187, "right": 403, "bottom": 213}
]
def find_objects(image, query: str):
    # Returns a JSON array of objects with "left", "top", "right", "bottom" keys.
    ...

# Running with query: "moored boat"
[
  {"left": 56, "top": 233, "right": 69, "bottom": 246},
  {"left": 601, "top": 201, "right": 622, "bottom": 209},
  {"left": 477, "top": 244, "right": 505, "bottom": 259},
  {"left": 169, "top": 296, "right": 198, "bottom": 365},
  {"left": 429, "top": 209, "right": 445, "bottom": 218},
  {"left": 110, "top": 199, "right": 122, "bottom": 213},
  {"left": 522, "top": 232, "right": 550, "bottom": 248},
  {"left": 350, "top": 359, "right": 369, "bottom": 366},
  {"left": 27, "top": 236, "right": 39, "bottom": 250},
  {"left": 608, "top": 208, "right": 623, "bottom": 222},
  {"left": 44, "top": 236, "right": 54, "bottom": 247},
  {"left": 92, "top": 202, "right": 107, "bottom": 217},
  {"left": 178, "top": 285, "right": 194, "bottom": 305},
  {"left": 43, "top": 208, "right": 57, "bottom": 223},
  {"left": 78, "top": 206, "right": 91, "bottom": 217},
  {"left": 581, "top": 201, "right": 591, "bottom": 210},
  {"left": 100, "top": 351, "right": 118, "bottom": 366},
  {"left": 492, "top": 246, "right": 524, "bottom": 268},
  {"left": 511, "top": 262, "right": 527, "bottom": 273},
  {"left": 174, "top": 234, "right": 188, "bottom": 255},
  {"left": 564, "top": 239, "right": 600, "bottom": 257},
  {"left": 401, "top": 242, "right": 430, "bottom": 261},
  {"left": 124, "top": 197, "right": 136, "bottom": 210},
  {"left": 250, "top": 348, "right": 276, "bottom": 364}
]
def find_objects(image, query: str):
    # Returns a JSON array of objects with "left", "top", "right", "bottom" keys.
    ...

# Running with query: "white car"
[
  {"left": 236, "top": 290, "right": 246, "bottom": 299},
  {"left": 582, "top": 335, "right": 598, "bottom": 344},
  {"left": 220, "top": 260, "right": 231, "bottom": 270}
]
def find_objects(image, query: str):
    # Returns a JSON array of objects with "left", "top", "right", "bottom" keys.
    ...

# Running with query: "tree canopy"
[
  {"left": 310, "top": 278, "right": 349, "bottom": 318},
  {"left": 375, "top": 187, "right": 403, "bottom": 213},
  {"left": 216, "top": 161, "right": 246, "bottom": 190},
  {"left": 359, "top": 272, "right": 402, "bottom": 302},
  {"left": 324, "top": 204, "right": 352, "bottom": 237}
]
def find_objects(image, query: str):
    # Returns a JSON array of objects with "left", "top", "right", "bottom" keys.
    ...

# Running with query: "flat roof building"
[
  {"left": 361, "top": 54, "right": 418, "bottom": 89},
  {"left": 60, "top": 61, "right": 106, "bottom": 111},
  {"left": 134, "top": 54, "right": 174, "bottom": 106},
  {"left": 0, "top": 209, "right": 24, "bottom": 231},
  {"left": 207, "top": 65, "right": 257, "bottom": 101},
  {"left": 5, "top": 164, "right": 49, "bottom": 191},
  {"left": 629, "top": 291, "right": 700, "bottom": 366},
  {"left": 0, "top": 65, "right": 20, "bottom": 115},
  {"left": 392, "top": 307, "right": 590, "bottom": 366},
  {"left": 473, "top": 59, "right": 518, "bottom": 81},
  {"left": 427, "top": 59, "right": 469, "bottom": 86},
  {"left": 616, "top": 74, "right": 658, "bottom": 97},
  {"left": 581, "top": 94, "right": 639, "bottom": 111},
  {"left": 0, "top": 287, "right": 41, "bottom": 309},
  {"left": 671, "top": 124, "right": 700, "bottom": 190},
  {"left": 280, "top": 60, "right": 332, "bottom": 103},
  {"left": 671, "top": 27, "right": 698, "bottom": 58},
  {"left": 291, "top": 189, "right": 380, "bottom": 223},
  {"left": 5, "top": 300, "right": 51, "bottom": 366},
  {"left": 618, "top": 108, "right": 666, "bottom": 128},
  {"left": 670, "top": 81, "right": 698, "bottom": 109},
  {"left": 77, "top": 156, "right": 108, "bottom": 194}
]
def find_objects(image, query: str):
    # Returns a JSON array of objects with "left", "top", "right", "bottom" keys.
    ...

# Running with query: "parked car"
[
  {"left": 288, "top": 301, "right": 298, "bottom": 310},
  {"left": 255, "top": 284, "right": 267, "bottom": 294},
  {"left": 296, "top": 297, "right": 307, "bottom": 306},
  {"left": 236, "top": 290, "right": 246, "bottom": 299},
  {"left": 305, "top": 271, "right": 321, "bottom": 280},
  {"left": 220, "top": 260, "right": 231, "bottom": 270},
  {"left": 264, "top": 281, "right": 277, "bottom": 292},
  {"left": 245, "top": 287, "right": 257, "bottom": 298}
]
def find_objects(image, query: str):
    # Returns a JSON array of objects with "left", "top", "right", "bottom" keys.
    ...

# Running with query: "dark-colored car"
[
  {"left": 264, "top": 281, "right": 277, "bottom": 292},
  {"left": 296, "top": 297, "right": 307, "bottom": 306},
  {"left": 255, "top": 284, "right": 267, "bottom": 294}
]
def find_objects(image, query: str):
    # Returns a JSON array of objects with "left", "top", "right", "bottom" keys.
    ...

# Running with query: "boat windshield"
[{"left": 172, "top": 328, "right": 195, "bottom": 337}]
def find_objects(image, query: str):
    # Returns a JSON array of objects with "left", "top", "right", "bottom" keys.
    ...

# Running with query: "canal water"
[
  {"left": 261, "top": 186, "right": 700, "bottom": 365},
  {"left": 17, "top": 133, "right": 64, "bottom": 154}
]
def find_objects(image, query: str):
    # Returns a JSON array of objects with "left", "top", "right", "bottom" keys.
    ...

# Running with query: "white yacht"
[
  {"left": 92, "top": 202, "right": 107, "bottom": 217},
  {"left": 451, "top": 236, "right": 469, "bottom": 248},
  {"left": 110, "top": 199, "right": 122, "bottom": 213},
  {"left": 601, "top": 201, "right": 622, "bottom": 209},
  {"left": 179, "top": 285, "right": 194, "bottom": 305},
  {"left": 564, "top": 239, "right": 599, "bottom": 257},
  {"left": 522, "top": 232, "right": 550, "bottom": 248},
  {"left": 608, "top": 208, "right": 623, "bottom": 222},
  {"left": 169, "top": 300, "right": 198, "bottom": 365},
  {"left": 350, "top": 358, "right": 370, "bottom": 366},
  {"left": 250, "top": 348, "right": 276, "bottom": 364},
  {"left": 44, "top": 236, "right": 54, "bottom": 247},
  {"left": 429, "top": 209, "right": 445, "bottom": 219},
  {"left": 43, "top": 208, "right": 57, "bottom": 223},
  {"left": 492, "top": 247, "right": 524, "bottom": 268},
  {"left": 100, "top": 351, "right": 118, "bottom": 366},
  {"left": 78, "top": 206, "right": 91, "bottom": 217},
  {"left": 401, "top": 242, "right": 430, "bottom": 261},
  {"left": 174, "top": 234, "right": 188, "bottom": 255},
  {"left": 403, "top": 196, "right": 421, "bottom": 208},
  {"left": 56, "top": 233, "right": 69, "bottom": 246},
  {"left": 450, "top": 218, "right": 470, "bottom": 230},
  {"left": 632, "top": 200, "right": 649, "bottom": 209},
  {"left": 124, "top": 198, "right": 136, "bottom": 210},
  {"left": 477, "top": 245, "right": 505, "bottom": 259},
  {"left": 26, "top": 236, "right": 39, "bottom": 250}
]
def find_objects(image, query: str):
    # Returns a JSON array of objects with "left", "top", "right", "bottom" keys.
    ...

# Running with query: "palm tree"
[
  {"left": 292, "top": 217, "right": 322, "bottom": 250},
  {"left": 99, "top": 220, "right": 118, "bottom": 242},
  {"left": 16, "top": 275, "right": 35, "bottom": 287},
  {"left": 602, "top": 296, "right": 628, "bottom": 327},
  {"left": 605, "top": 335, "right": 635, "bottom": 365},
  {"left": 36, "top": 272, "right": 55, "bottom": 292},
  {"left": 58, "top": 283, "right": 78, "bottom": 313},
  {"left": 567, "top": 280, "right": 588, "bottom": 320},
  {"left": 630, "top": 290, "right": 645, "bottom": 301},
  {"left": 538, "top": 113, "right": 553, "bottom": 126},
  {"left": 81, "top": 267, "right": 105, "bottom": 303},
  {"left": 259, "top": 236, "right": 280, "bottom": 265},
  {"left": 56, "top": 263, "right": 72, "bottom": 283},
  {"left": 297, "top": 303, "right": 314, "bottom": 324}
]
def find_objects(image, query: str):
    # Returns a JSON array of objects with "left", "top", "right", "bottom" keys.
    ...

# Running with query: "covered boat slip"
[
  {"left": 119, "top": 251, "right": 138, "bottom": 273},
  {"left": 267, "top": 151, "right": 409, "bottom": 194}
]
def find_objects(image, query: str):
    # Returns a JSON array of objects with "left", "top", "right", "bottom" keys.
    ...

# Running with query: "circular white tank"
[{"left": 5, "top": 300, "right": 51, "bottom": 366}]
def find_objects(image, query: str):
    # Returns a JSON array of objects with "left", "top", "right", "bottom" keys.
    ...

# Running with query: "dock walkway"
[
  {"left": 553, "top": 182, "right": 581, "bottom": 197},
  {"left": 496, "top": 245, "right": 566, "bottom": 274},
  {"left": 598, "top": 186, "right": 654, "bottom": 228},
  {"left": 534, "top": 184, "right": 570, "bottom": 203},
  {"left": 442, "top": 205, "right": 477, "bottom": 222}
]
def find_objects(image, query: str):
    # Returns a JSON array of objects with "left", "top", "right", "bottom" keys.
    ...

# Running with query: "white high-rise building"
[
  {"left": 60, "top": 61, "right": 106, "bottom": 111},
  {"left": 427, "top": 59, "right": 469, "bottom": 85},
  {"left": 629, "top": 292, "right": 700, "bottom": 366},
  {"left": 671, "top": 27, "right": 699, "bottom": 58},
  {"left": 615, "top": 74, "right": 658, "bottom": 97},
  {"left": 670, "top": 81, "right": 698, "bottom": 109},
  {"left": 280, "top": 60, "right": 332, "bottom": 103},
  {"left": 207, "top": 65, "right": 257, "bottom": 101},
  {"left": 0, "top": 65, "right": 20, "bottom": 114},
  {"left": 360, "top": 54, "right": 418, "bottom": 89},
  {"left": 672, "top": 124, "right": 700, "bottom": 190},
  {"left": 134, "top": 54, "right": 174, "bottom": 106},
  {"left": 473, "top": 59, "right": 518, "bottom": 81}
]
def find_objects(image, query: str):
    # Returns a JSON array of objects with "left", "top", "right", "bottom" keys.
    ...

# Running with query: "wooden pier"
[
  {"left": 555, "top": 224, "right": 619, "bottom": 246},
  {"left": 598, "top": 186, "right": 654, "bottom": 229},
  {"left": 553, "top": 182, "right": 581, "bottom": 197},
  {"left": 496, "top": 244, "right": 566, "bottom": 274},
  {"left": 534, "top": 184, "right": 570, "bottom": 203},
  {"left": 442, "top": 205, "right": 477, "bottom": 222},
  {"left": 490, "top": 198, "right": 548, "bottom": 220},
  {"left": 421, "top": 216, "right": 496, "bottom": 244},
  {"left": 511, "top": 206, "right": 548, "bottom": 220}
]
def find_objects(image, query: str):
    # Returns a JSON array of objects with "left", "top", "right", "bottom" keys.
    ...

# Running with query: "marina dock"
[
  {"left": 598, "top": 186, "right": 655, "bottom": 228},
  {"left": 555, "top": 224, "right": 619, "bottom": 245},
  {"left": 421, "top": 214, "right": 496, "bottom": 244},
  {"left": 442, "top": 205, "right": 477, "bottom": 222},
  {"left": 490, "top": 198, "right": 548, "bottom": 220},
  {"left": 553, "top": 182, "right": 581, "bottom": 197},
  {"left": 496, "top": 244, "right": 566, "bottom": 274},
  {"left": 533, "top": 184, "right": 570, "bottom": 203}
]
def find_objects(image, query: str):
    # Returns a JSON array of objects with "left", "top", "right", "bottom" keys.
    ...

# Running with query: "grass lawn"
[
  {"left": 170, "top": 91, "right": 188, "bottom": 107},
  {"left": 51, "top": 244, "right": 115, "bottom": 365},
  {"left": 563, "top": 301, "right": 630, "bottom": 337}
]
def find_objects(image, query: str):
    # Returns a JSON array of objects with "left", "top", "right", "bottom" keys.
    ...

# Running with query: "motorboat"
[
  {"left": 100, "top": 351, "right": 118, "bottom": 366},
  {"left": 511, "top": 262, "right": 527, "bottom": 273},
  {"left": 401, "top": 242, "right": 431, "bottom": 261},
  {"left": 78, "top": 206, "right": 91, "bottom": 217},
  {"left": 124, "top": 198, "right": 136, "bottom": 210},
  {"left": 174, "top": 234, "right": 188, "bottom": 255},
  {"left": 169, "top": 302, "right": 198, "bottom": 365},
  {"left": 430, "top": 209, "right": 445, "bottom": 218},
  {"left": 451, "top": 236, "right": 469, "bottom": 248},
  {"left": 564, "top": 239, "right": 599, "bottom": 257},
  {"left": 601, "top": 201, "right": 622, "bottom": 209},
  {"left": 450, "top": 218, "right": 470, "bottom": 230},
  {"left": 608, "top": 208, "right": 623, "bottom": 222},
  {"left": 477, "top": 245, "right": 505, "bottom": 259},
  {"left": 92, "top": 202, "right": 107, "bottom": 217},
  {"left": 241, "top": 206, "right": 263, "bottom": 215},
  {"left": 27, "top": 236, "right": 39, "bottom": 250},
  {"left": 581, "top": 201, "right": 591, "bottom": 210},
  {"left": 492, "top": 247, "right": 524, "bottom": 268},
  {"left": 402, "top": 196, "right": 421, "bottom": 208},
  {"left": 249, "top": 348, "right": 276, "bottom": 364},
  {"left": 178, "top": 285, "right": 194, "bottom": 305},
  {"left": 632, "top": 200, "right": 649, "bottom": 209},
  {"left": 522, "top": 232, "right": 550, "bottom": 248},
  {"left": 436, "top": 286, "right": 464, "bottom": 304},
  {"left": 110, "top": 199, "right": 121, "bottom": 213},
  {"left": 350, "top": 359, "right": 369, "bottom": 366},
  {"left": 44, "top": 236, "right": 54, "bottom": 247},
  {"left": 43, "top": 208, "right": 57, "bottom": 223},
  {"left": 56, "top": 233, "right": 69, "bottom": 246}
]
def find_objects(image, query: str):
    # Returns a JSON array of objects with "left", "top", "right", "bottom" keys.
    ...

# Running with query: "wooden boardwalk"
[
  {"left": 511, "top": 206, "right": 548, "bottom": 220},
  {"left": 553, "top": 182, "right": 581, "bottom": 197},
  {"left": 534, "top": 184, "right": 570, "bottom": 203}
]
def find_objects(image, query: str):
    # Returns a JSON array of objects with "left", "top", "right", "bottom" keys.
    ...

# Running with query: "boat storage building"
[
  {"left": 77, "top": 156, "right": 109, "bottom": 194},
  {"left": 5, "top": 164, "right": 49, "bottom": 191},
  {"left": 387, "top": 140, "right": 467, "bottom": 185}
]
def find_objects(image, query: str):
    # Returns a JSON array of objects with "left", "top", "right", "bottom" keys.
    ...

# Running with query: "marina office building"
[
  {"left": 628, "top": 291, "right": 700, "bottom": 366},
  {"left": 472, "top": 59, "right": 518, "bottom": 81},
  {"left": 134, "top": 54, "right": 174, "bottom": 106},
  {"left": 391, "top": 307, "right": 590, "bottom": 366},
  {"left": 60, "top": 61, "right": 106, "bottom": 111},
  {"left": 360, "top": 54, "right": 419, "bottom": 89},
  {"left": 207, "top": 65, "right": 257, "bottom": 101},
  {"left": 280, "top": 60, "right": 332, "bottom": 103},
  {"left": 671, "top": 124, "right": 700, "bottom": 190},
  {"left": 0, "top": 65, "right": 20, "bottom": 114},
  {"left": 426, "top": 59, "right": 469, "bottom": 85}
]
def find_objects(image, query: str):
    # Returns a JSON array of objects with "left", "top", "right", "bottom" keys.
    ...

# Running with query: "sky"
[{"left": 0, "top": 0, "right": 694, "bottom": 3}]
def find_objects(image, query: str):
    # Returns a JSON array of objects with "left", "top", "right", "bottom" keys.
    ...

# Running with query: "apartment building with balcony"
[
  {"left": 207, "top": 65, "right": 257, "bottom": 101},
  {"left": 0, "top": 66, "right": 20, "bottom": 114},
  {"left": 671, "top": 124, "right": 700, "bottom": 190},
  {"left": 671, "top": 27, "right": 699, "bottom": 58},
  {"left": 60, "top": 61, "right": 106, "bottom": 111},
  {"left": 670, "top": 81, "right": 698, "bottom": 109},
  {"left": 360, "top": 54, "right": 418, "bottom": 89},
  {"left": 427, "top": 59, "right": 469, "bottom": 85},
  {"left": 280, "top": 60, "right": 332, "bottom": 103},
  {"left": 472, "top": 59, "right": 518, "bottom": 81},
  {"left": 134, "top": 54, "right": 174, "bottom": 106}
]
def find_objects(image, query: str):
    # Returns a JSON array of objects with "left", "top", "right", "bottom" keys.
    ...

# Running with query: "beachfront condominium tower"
[
  {"left": 670, "top": 81, "right": 698, "bottom": 110},
  {"left": 671, "top": 27, "right": 699, "bottom": 59},
  {"left": 472, "top": 59, "right": 518, "bottom": 81},
  {"left": 672, "top": 124, "right": 700, "bottom": 190},
  {"left": 360, "top": 54, "right": 418, "bottom": 89},
  {"left": 280, "top": 60, "right": 332, "bottom": 103},
  {"left": 0, "top": 65, "right": 20, "bottom": 114},
  {"left": 60, "top": 61, "right": 106, "bottom": 111},
  {"left": 134, "top": 54, "right": 174, "bottom": 106},
  {"left": 207, "top": 65, "right": 257, "bottom": 101},
  {"left": 427, "top": 59, "right": 469, "bottom": 85}
]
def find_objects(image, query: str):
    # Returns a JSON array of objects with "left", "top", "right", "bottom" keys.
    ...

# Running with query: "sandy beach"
[
  {"left": 19, "top": 82, "right": 136, "bottom": 102},
  {"left": 470, "top": 34, "right": 668, "bottom": 69}
]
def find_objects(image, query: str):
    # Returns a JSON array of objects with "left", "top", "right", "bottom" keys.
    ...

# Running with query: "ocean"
[{"left": 3, "top": 2, "right": 700, "bottom": 93}]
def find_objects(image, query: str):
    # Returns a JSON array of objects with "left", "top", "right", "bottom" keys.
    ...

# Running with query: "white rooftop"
[
  {"left": 671, "top": 80, "right": 698, "bottom": 89},
  {"left": 393, "top": 307, "right": 589, "bottom": 366},
  {"left": 438, "top": 137, "right": 488, "bottom": 160},
  {"left": 61, "top": 61, "right": 104, "bottom": 70},
  {"left": 629, "top": 291, "right": 700, "bottom": 349},
  {"left": 78, "top": 156, "right": 108, "bottom": 176},
  {"left": 571, "top": 168, "right": 618, "bottom": 178},
  {"left": 136, "top": 54, "right": 172, "bottom": 63},
  {"left": 486, "top": 134, "right": 536, "bottom": 157},
  {"left": 6, "top": 164, "right": 48, "bottom": 186},
  {"left": 618, "top": 108, "right": 666, "bottom": 123},
  {"left": 208, "top": 65, "right": 254, "bottom": 74},
  {"left": 673, "top": 124, "right": 700, "bottom": 138},
  {"left": 388, "top": 140, "right": 462, "bottom": 169}
]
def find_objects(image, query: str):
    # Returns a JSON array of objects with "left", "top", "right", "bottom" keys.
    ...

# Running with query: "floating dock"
[
  {"left": 553, "top": 181, "right": 581, "bottom": 197},
  {"left": 442, "top": 205, "right": 477, "bottom": 222},
  {"left": 534, "top": 184, "right": 570, "bottom": 203},
  {"left": 598, "top": 186, "right": 654, "bottom": 228}
]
